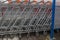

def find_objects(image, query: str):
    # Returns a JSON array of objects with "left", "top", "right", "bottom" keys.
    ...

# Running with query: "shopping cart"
[{"left": 0, "top": 1, "right": 52, "bottom": 35}]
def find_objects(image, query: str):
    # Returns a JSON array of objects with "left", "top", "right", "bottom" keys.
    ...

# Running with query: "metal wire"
[{"left": 0, "top": 2, "right": 52, "bottom": 35}]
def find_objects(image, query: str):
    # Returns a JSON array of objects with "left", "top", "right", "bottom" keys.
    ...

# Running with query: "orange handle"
[
  {"left": 33, "top": 0, "right": 37, "bottom": 2},
  {"left": 24, "top": 0, "right": 29, "bottom": 2},
  {"left": 16, "top": 0, "right": 21, "bottom": 3},
  {"left": 7, "top": 0, "right": 11, "bottom": 3},
  {"left": 40, "top": 0, "right": 44, "bottom": 3},
  {"left": 24, "top": 0, "right": 29, "bottom": 4}
]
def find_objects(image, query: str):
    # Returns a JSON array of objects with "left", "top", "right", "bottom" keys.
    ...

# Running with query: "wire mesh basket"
[{"left": 0, "top": 2, "right": 52, "bottom": 35}]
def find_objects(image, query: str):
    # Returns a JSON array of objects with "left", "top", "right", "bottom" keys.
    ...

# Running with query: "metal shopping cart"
[{"left": 0, "top": 1, "right": 52, "bottom": 35}]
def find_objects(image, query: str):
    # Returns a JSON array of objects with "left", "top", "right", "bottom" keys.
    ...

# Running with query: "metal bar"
[{"left": 50, "top": 0, "right": 55, "bottom": 40}]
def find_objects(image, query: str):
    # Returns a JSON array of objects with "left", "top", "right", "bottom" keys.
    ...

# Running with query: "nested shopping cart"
[{"left": 0, "top": 1, "right": 52, "bottom": 35}]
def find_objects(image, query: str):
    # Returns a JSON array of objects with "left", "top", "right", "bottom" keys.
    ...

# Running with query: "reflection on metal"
[
  {"left": 13, "top": 36, "right": 19, "bottom": 40},
  {"left": 3, "top": 38, "right": 7, "bottom": 40},
  {"left": 8, "top": 38, "right": 11, "bottom": 40}
]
